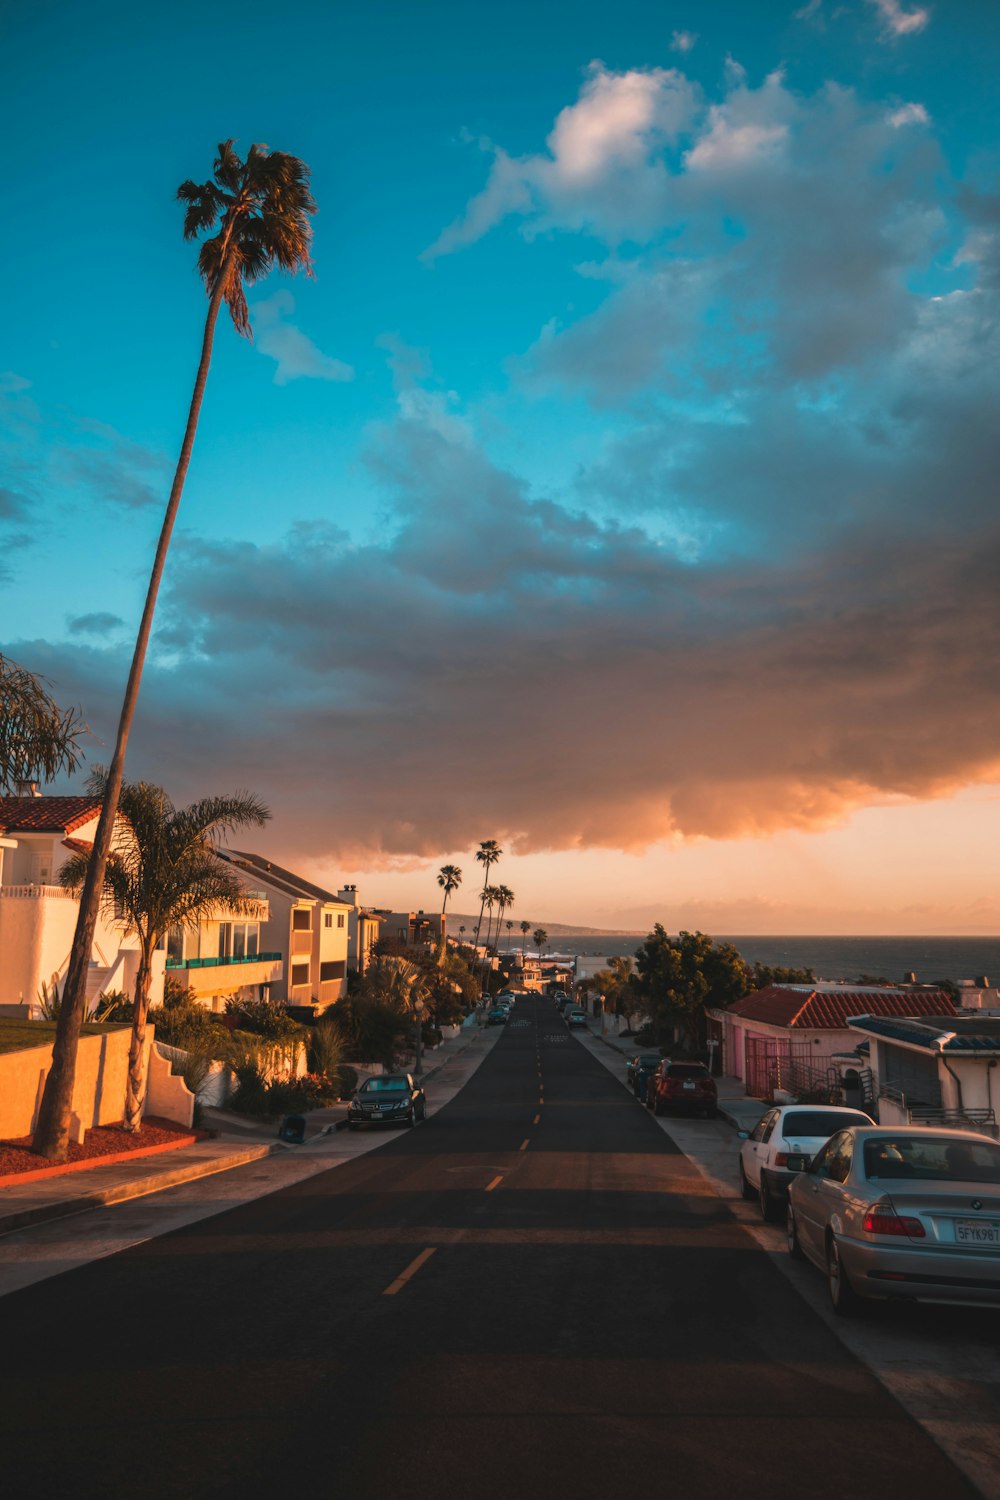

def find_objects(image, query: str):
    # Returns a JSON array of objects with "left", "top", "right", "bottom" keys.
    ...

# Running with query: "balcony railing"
[
  {"left": 165, "top": 952, "right": 282, "bottom": 970},
  {"left": 0, "top": 884, "right": 76, "bottom": 899}
]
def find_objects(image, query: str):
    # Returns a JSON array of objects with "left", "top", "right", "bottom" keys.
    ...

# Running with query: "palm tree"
[
  {"left": 506, "top": 920, "right": 514, "bottom": 951},
  {"left": 490, "top": 885, "right": 515, "bottom": 953},
  {"left": 482, "top": 885, "right": 500, "bottom": 952},
  {"left": 59, "top": 774, "right": 269, "bottom": 1132},
  {"left": 459, "top": 925, "right": 466, "bottom": 944},
  {"left": 437, "top": 865, "right": 462, "bottom": 950},
  {"left": 33, "top": 141, "right": 316, "bottom": 1159},
  {"left": 471, "top": 840, "right": 502, "bottom": 964},
  {"left": 520, "top": 919, "right": 530, "bottom": 951},
  {"left": 533, "top": 928, "right": 548, "bottom": 959},
  {"left": 0, "top": 654, "right": 84, "bottom": 793},
  {"left": 362, "top": 956, "right": 430, "bottom": 1075}
]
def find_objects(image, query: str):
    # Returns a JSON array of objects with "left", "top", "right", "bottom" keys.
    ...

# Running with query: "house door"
[{"left": 30, "top": 852, "right": 53, "bottom": 885}]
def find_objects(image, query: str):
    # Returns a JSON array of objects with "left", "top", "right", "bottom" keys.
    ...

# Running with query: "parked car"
[
  {"left": 646, "top": 1061, "right": 717, "bottom": 1117},
  {"left": 626, "top": 1052, "right": 663, "bottom": 1091},
  {"left": 556, "top": 996, "right": 571, "bottom": 1012},
  {"left": 632, "top": 1054, "right": 664, "bottom": 1100},
  {"left": 566, "top": 1008, "right": 588, "bottom": 1029},
  {"left": 347, "top": 1074, "right": 426, "bottom": 1129},
  {"left": 486, "top": 1007, "right": 508, "bottom": 1026},
  {"left": 738, "top": 1105, "right": 876, "bottom": 1222},
  {"left": 786, "top": 1125, "right": 1000, "bottom": 1315}
]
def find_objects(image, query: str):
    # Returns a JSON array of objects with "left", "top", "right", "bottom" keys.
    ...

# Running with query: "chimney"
[
  {"left": 13, "top": 781, "right": 42, "bottom": 798},
  {"left": 903, "top": 971, "right": 917, "bottom": 985},
  {"left": 975, "top": 975, "right": 989, "bottom": 989}
]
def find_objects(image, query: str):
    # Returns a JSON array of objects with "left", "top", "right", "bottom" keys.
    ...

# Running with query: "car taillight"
[
  {"left": 774, "top": 1152, "right": 788, "bottom": 1167},
  {"left": 863, "top": 1207, "right": 925, "bottom": 1238}
]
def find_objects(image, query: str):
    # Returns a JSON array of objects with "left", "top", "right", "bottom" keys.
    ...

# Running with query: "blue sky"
[{"left": 3, "top": 0, "right": 1000, "bottom": 931}]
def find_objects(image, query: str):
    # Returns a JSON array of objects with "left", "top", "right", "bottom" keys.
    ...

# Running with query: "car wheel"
[
  {"left": 653, "top": 1095, "right": 664, "bottom": 1116},
  {"left": 827, "top": 1236, "right": 862, "bottom": 1317},
  {"left": 739, "top": 1159, "right": 755, "bottom": 1200},
  {"left": 786, "top": 1205, "right": 804, "bottom": 1260},
  {"left": 758, "top": 1172, "right": 780, "bottom": 1223},
  {"left": 408, "top": 1107, "right": 418, "bottom": 1128},
  {"left": 645, "top": 1093, "right": 654, "bottom": 1110}
]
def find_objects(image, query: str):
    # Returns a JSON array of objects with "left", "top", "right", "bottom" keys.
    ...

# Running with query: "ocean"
[{"left": 558, "top": 935, "right": 1000, "bottom": 985}]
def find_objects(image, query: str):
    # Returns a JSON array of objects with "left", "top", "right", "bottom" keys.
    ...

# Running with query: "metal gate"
[{"left": 744, "top": 1035, "right": 812, "bottom": 1101}]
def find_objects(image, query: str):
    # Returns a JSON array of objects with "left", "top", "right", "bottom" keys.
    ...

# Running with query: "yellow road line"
[
  {"left": 519, "top": 1138, "right": 530, "bottom": 1152},
  {"left": 533, "top": 1114, "right": 540, "bottom": 1125},
  {"left": 383, "top": 1246, "right": 436, "bottom": 1296},
  {"left": 485, "top": 1174, "right": 503, "bottom": 1192}
]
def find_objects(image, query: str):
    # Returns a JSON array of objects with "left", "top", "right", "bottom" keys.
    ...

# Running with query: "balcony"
[
  {"left": 166, "top": 952, "right": 282, "bottom": 970},
  {"left": 0, "top": 884, "right": 76, "bottom": 899}
]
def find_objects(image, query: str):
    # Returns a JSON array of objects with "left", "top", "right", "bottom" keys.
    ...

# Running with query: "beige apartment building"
[{"left": 218, "top": 851, "right": 352, "bottom": 1009}]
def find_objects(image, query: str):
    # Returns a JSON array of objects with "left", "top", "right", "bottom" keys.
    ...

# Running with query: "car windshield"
[
  {"left": 863, "top": 1136, "right": 1000, "bottom": 1182},
  {"left": 666, "top": 1065, "right": 708, "bottom": 1079},
  {"left": 783, "top": 1111, "right": 871, "bottom": 1137},
  {"left": 639, "top": 1055, "right": 661, "bottom": 1066},
  {"left": 362, "top": 1078, "right": 408, "bottom": 1094}
]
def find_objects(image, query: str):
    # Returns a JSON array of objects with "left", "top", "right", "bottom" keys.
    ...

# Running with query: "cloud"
[
  {"left": 888, "top": 102, "right": 929, "bottom": 127},
  {"left": 251, "top": 291, "right": 354, "bottom": 385},
  {"left": 424, "top": 62, "right": 699, "bottom": 256},
  {"left": 670, "top": 30, "right": 697, "bottom": 53},
  {"left": 67, "top": 612, "right": 124, "bottom": 636},
  {"left": 867, "top": 0, "right": 930, "bottom": 38}
]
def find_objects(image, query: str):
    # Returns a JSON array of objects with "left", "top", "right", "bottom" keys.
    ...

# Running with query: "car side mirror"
[
  {"left": 737, "top": 1130, "right": 750, "bottom": 1140},
  {"left": 785, "top": 1154, "right": 810, "bottom": 1173}
]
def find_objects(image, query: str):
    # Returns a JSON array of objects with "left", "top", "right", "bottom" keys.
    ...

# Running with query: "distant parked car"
[
  {"left": 565, "top": 1008, "right": 588, "bottom": 1029},
  {"left": 486, "top": 1006, "right": 509, "bottom": 1026},
  {"left": 347, "top": 1074, "right": 426, "bottom": 1129},
  {"left": 738, "top": 1104, "right": 876, "bottom": 1222},
  {"left": 626, "top": 1052, "right": 663, "bottom": 1091},
  {"left": 786, "top": 1126, "right": 1000, "bottom": 1315},
  {"left": 647, "top": 1062, "right": 717, "bottom": 1118}
]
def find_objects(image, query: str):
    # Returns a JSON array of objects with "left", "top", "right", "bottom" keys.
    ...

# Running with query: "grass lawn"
[{"left": 0, "top": 1019, "right": 130, "bottom": 1055}]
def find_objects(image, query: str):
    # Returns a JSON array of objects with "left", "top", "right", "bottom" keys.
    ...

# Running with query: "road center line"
[
  {"left": 519, "top": 1138, "right": 530, "bottom": 1151},
  {"left": 484, "top": 1175, "right": 503, "bottom": 1192},
  {"left": 533, "top": 1114, "right": 540, "bottom": 1125},
  {"left": 382, "top": 1246, "right": 436, "bottom": 1296}
]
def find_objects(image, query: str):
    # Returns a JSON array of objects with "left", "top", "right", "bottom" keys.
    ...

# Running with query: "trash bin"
[{"left": 278, "top": 1114, "right": 306, "bottom": 1144}]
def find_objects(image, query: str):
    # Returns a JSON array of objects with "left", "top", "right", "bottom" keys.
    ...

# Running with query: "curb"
[{"left": 0, "top": 1142, "right": 275, "bottom": 1238}]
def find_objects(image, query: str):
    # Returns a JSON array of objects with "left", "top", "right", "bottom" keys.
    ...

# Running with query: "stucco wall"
[{"left": 0, "top": 1024, "right": 143, "bottom": 1141}]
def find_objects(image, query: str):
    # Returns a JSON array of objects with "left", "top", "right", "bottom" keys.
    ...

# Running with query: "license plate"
[
  {"left": 683, "top": 1082, "right": 695, "bottom": 1090},
  {"left": 955, "top": 1219, "right": 1000, "bottom": 1246}
]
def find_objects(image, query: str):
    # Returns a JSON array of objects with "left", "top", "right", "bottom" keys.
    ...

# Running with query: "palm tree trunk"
[
  {"left": 32, "top": 255, "right": 235, "bottom": 1161},
  {"left": 124, "top": 945, "right": 155, "bottom": 1133}
]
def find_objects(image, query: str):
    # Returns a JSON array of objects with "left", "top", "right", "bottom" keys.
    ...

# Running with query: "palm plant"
[
  {"left": 533, "top": 928, "right": 548, "bottom": 959},
  {"left": 437, "top": 864, "right": 462, "bottom": 917},
  {"left": 34, "top": 141, "right": 316, "bottom": 1159},
  {"left": 0, "top": 655, "right": 84, "bottom": 793},
  {"left": 520, "top": 920, "right": 530, "bottom": 951},
  {"left": 362, "top": 956, "right": 430, "bottom": 1074},
  {"left": 58, "top": 773, "right": 269, "bottom": 1132},
  {"left": 489, "top": 885, "right": 515, "bottom": 954},
  {"left": 471, "top": 840, "right": 502, "bottom": 989},
  {"left": 506, "top": 920, "right": 514, "bottom": 950}
]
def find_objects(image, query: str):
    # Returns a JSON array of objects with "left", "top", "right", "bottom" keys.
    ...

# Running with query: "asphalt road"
[{"left": 0, "top": 997, "right": 980, "bottom": 1499}]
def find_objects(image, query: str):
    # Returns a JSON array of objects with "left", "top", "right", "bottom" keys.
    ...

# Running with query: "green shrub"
[
  {"left": 151, "top": 1003, "right": 228, "bottom": 1052},
  {"left": 230, "top": 1057, "right": 269, "bottom": 1117},
  {"left": 308, "top": 1019, "right": 344, "bottom": 1078},
  {"left": 337, "top": 1064, "right": 359, "bottom": 1099},
  {"left": 92, "top": 990, "right": 134, "bottom": 1023},
  {"left": 225, "top": 995, "right": 306, "bottom": 1042}
]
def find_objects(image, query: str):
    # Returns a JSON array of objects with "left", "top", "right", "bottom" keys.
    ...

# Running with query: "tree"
[
  {"left": 635, "top": 927, "right": 750, "bottom": 1053},
  {"left": 505, "top": 920, "right": 513, "bottom": 949},
  {"left": 0, "top": 655, "right": 85, "bottom": 793},
  {"left": 58, "top": 774, "right": 269, "bottom": 1132},
  {"left": 437, "top": 864, "right": 462, "bottom": 918},
  {"left": 471, "top": 839, "right": 502, "bottom": 975},
  {"left": 361, "top": 956, "right": 430, "bottom": 1074},
  {"left": 33, "top": 140, "right": 316, "bottom": 1160},
  {"left": 751, "top": 963, "right": 815, "bottom": 988},
  {"left": 491, "top": 885, "right": 514, "bottom": 953},
  {"left": 520, "top": 920, "right": 530, "bottom": 950},
  {"left": 533, "top": 928, "right": 548, "bottom": 958}
]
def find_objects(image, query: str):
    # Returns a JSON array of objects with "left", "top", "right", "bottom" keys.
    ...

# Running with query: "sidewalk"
[{"left": 0, "top": 1022, "right": 487, "bottom": 1240}]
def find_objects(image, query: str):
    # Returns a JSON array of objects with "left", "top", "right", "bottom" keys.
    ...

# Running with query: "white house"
[
  {"left": 846, "top": 1012, "right": 1000, "bottom": 1136},
  {"left": 0, "top": 793, "right": 164, "bottom": 1015},
  {"left": 164, "top": 894, "right": 283, "bottom": 1012}
]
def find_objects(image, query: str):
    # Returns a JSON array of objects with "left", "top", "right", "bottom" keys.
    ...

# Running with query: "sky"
[{"left": 2, "top": 0, "right": 1000, "bottom": 934}]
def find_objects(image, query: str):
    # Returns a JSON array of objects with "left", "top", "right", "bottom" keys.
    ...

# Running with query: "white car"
[{"left": 738, "top": 1104, "right": 876, "bottom": 1221}]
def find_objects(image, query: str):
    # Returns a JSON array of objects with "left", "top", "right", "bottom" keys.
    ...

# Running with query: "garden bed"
[{"left": 0, "top": 1116, "right": 205, "bottom": 1188}]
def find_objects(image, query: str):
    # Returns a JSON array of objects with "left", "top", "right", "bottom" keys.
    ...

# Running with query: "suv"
[
  {"left": 738, "top": 1104, "right": 876, "bottom": 1221},
  {"left": 646, "top": 1062, "right": 717, "bottom": 1118},
  {"left": 565, "top": 1007, "right": 588, "bottom": 1029}
]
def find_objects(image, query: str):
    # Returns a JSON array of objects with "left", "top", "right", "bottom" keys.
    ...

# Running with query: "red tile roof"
[
  {"left": 0, "top": 796, "right": 102, "bottom": 835},
  {"left": 726, "top": 984, "right": 957, "bottom": 1030}
]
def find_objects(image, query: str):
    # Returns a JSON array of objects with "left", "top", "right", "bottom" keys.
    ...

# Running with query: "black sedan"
[
  {"left": 626, "top": 1052, "right": 662, "bottom": 1090},
  {"left": 347, "top": 1074, "right": 426, "bottom": 1129}
]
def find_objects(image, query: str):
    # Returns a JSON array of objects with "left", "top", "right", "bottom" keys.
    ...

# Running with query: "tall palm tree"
[
  {"left": 520, "top": 920, "right": 530, "bottom": 952},
  {"left": 506, "top": 920, "right": 514, "bottom": 950},
  {"left": 59, "top": 773, "right": 269, "bottom": 1132},
  {"left": 471, "top": 840, "right": 502, "bottom": 958},
  {"left": 482, "top": 885, "right": 500, "bottom": 953},
  {"left": 437, "top": 864, "right": 462, "bottom": 942},
  {"left": 533, "top": 928, "right": 548, "bottom": 959},
  {"left": 362, "top": 956, "right": 430, "bottom": 1075},
  {"left": 489, "top": 885, "right": 515, "bottom": 954},
  {"left": 34, "top": 141, "right": 316, "bottom": 1159}
]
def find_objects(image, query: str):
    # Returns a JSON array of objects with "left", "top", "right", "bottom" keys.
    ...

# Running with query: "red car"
[{"left": 646, "top": 1061, "right": 717, "bottom": 1118}]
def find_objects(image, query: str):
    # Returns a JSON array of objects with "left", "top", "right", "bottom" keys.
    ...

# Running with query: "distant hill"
[{"left": 443, "top": 913, "right": 643, "bottom": 938}]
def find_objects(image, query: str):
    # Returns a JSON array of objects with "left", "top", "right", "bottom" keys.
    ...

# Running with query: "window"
[
  {"left": 247, "top": 925, "right": 259, "bottom": 957},
  {"left": 292, "top": 909, "right": 311, "bottom": 931},
  {"left": 218, "top": 922, "right": 233, "bottom": 959},
  {"left": 320, "top": 960, "right": 346, "bottom": 982},
  {"left": 812, "top": 1131, "right": 851, "bottom": 1181},
  {"left": 167, "top": 928, "right": 184, "bottom": 963},
  {"left": 291, "top": 962, "right": 310, "bottom": 988},
  {"left": 324, "top": 913, "right": 332, "bottom": 929},
  {"left": 337, "top": 914, "right": 345, "bottom": 929},
  {"left": 751, "top": 1110, "right": 777, "bottom": 1144}
]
